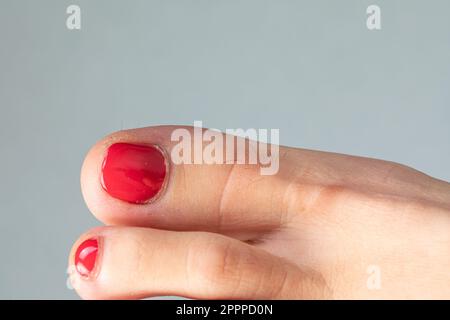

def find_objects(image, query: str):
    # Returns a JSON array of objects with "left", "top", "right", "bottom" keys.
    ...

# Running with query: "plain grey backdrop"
[{"left": 0, "top": 0, "right": 449, "bottom": 299}]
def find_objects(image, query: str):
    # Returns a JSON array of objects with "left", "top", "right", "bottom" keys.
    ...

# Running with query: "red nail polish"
[
  {"left": 75, "top": 238, "right": 98, "bottom": 277},
  {"left": 101, "top": 143, "right": 167, "bottom": 204}
]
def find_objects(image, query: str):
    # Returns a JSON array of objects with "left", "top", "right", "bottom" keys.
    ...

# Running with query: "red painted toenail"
[
  {"left": 101, "top": 143, "right": 167, "bottom": 204},
  {"left": 75, "top": 238, "right": 98, "bottom": 277}
]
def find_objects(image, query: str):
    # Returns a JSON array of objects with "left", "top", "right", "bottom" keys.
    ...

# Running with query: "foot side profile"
[{"left": 68, "top": 125, "right": 450, "bottom": 299}]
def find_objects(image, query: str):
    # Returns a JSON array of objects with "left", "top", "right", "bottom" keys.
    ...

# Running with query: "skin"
[{"left": 69, "top": 125, "right": 450, "bottom": 299}]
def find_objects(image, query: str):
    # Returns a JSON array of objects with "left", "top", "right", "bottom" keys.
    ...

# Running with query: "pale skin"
[{"left": 69, "top": 125, "right": 450, "bottom": 299}]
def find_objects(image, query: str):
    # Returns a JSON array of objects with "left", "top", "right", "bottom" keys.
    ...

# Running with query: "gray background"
[{"left": 0, "top": 0, "right": 449, "bottom": 299}]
